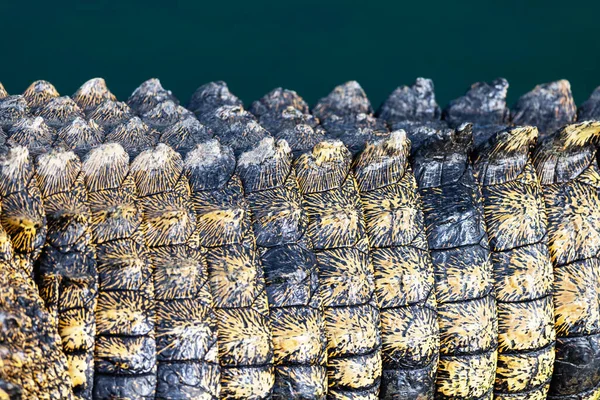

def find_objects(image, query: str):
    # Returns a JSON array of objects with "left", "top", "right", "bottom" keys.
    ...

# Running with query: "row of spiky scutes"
[
  {"left": 34, "top": 148, "right": 98, "bottom": 400},
  {"left": 0, "top": 147, "right": 73, "bottom": 398},
  {"left": 81, "top": 143, "right": 158, "bottom": 399},
  {"left": 351, "top": 130, "right": 440, "bottom": 399},
  {"left": 236, "top": 137, "right": 328, "bottom": 399},
  {"left": 293, "top": 139, "right": 383, "bottom": 399},
  {"left": 183, "top": 139, "right": 275, "bottom": 399},
  {"left": 530, "top": 84, "right": 600, "bottom": 399},
  {"left": 128, "top": 143, "right": 221, "bottom": 399}
]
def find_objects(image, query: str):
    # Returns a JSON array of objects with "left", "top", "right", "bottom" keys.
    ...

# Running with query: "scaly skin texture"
[
  {"left": 473, "top": 127, "right": 556, "bottom": 399},
  {"left": 103, "top": 117, "right": 159, "bottom": 159},
  {"left": 34, "top": 149, "right": 98, "bottom": 400},
  {"left": 131, "top": 144, "right": 221, "bottom": 400},
  {"left": 411, "top": 125, "right": 498, "bottom": 400},
  {"left": 0, "top": 172, "right": 74, "bottom": 399},
  {"left": 294, "top": 140, "right": 382, "bottom": 400},
  {"left": 237, "top": 138, "right": 328, "bottom": 399},
  {"left": 532, "top": 121, "right": 600, "bottom": 400},
  {"left": 82, "top": 143, "right": 158, "bottom": 399},
  {"left": 0, "top": 145, "right": 47, "bottom": 276},
  {"left": 352, "top": 131, "right": 439, "bottom": 399},
  {"left": 6, "top": 116, "right": 55, "bottom": 157},
  {"left": 72, "top": 78, "right": 117, "bottom": 116},
  {"left": 23, "top": 80, "right": 60, "bottom": 115},
  {"left": 128, "top": 79, "right": 179, "bottom": 116},
  {"left": 185, "top": 140, "right": 275, "bottom": 400}
]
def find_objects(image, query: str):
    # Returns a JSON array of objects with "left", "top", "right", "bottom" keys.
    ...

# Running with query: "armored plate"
[
  {"left": 473, "top": 126, "right": 556, "bottom": 398},
  {"left": 38, "top": 96, "right": 85, "bottom": 129},
  {"left": 141, "top": 100, "right": 194, "bottom": 132},
  {"left": 0, "top": 83, "right": 7, "bottom": 99},
  {"left": 185, "top": 140, "right": 275, "bottom": 399},
  {"left": 532, "top": 121, "right": 600, "bottom": 399},
  {"left": 127, "top": 78, "right": 178, "bottom": 115},
  {"left": 188, "top": 81, "right": 243, "bottom": 118},
  {"left": 579, "top": 86, "right": 600, "bottom": 121},
  {"left": 103, "top": 117, "right": 159, "bottom": 159},
  {"left": 352, "top": 131, "right": 439, "bottom": 399},
  {"left": 23, "top": 80, "right": 60, "bottom": 114},
  {"left": 131, "top": 144, "right": 221, "bottom": 399},
  {"left": 88, "top": 100, "right": 134, "bottom": 131},
  {"left": 294, "top": 140, "right": 382, "bottom": 399},
  {"left": 313, "top": 81, "right": 372, "bottom": 120},
  {"left": 56, "top": 118, "right": 104, "bottom": 157},
  {"left": 249, "top": 87, "right": 309, "bottom": 117},
  {"left": 0, "top": 96, "right": 31, "bottom": 130},
  {"left": 377, "top": 78, "right": 441, "bottom": 128},
  {"left": 237, "top": 138, "right": 328, "bottom": 399},
  {"left": 82, "top": 144, "right": 157, "bottom": 399},
  {"left": 411, "top": 125, "right": 498, "bottom": 399},
  {"left": 72, "top": 78, "right": 117, "bottom": 115},
  {"left": 7, "top": 116, "right": 55, "bottom": 156},
  {"left": 34, "top": 149, "right": 97, "bottom": 399},
  {"left": 158, "top": 116, "right": 213, "bottom": 158}
]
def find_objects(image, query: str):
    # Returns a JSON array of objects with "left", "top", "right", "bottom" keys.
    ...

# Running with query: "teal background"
[{"left": 1, "top": 0, "right": 598, "bottom": 109}]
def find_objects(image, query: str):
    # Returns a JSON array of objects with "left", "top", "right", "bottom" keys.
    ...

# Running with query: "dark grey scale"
[
  {"left": 352, "top": 131, "right": 439, "bottom": 400},
  {"left": 511, "top": 80, "right": 577, "bottom": 141},
  {"left": 249, "top": 88, "right": 325, "bottom": 158},
  {"left": 185, "top": 140, "right": 275, "bottom": 399},
  {"left": 87, "top": 100, "right": 134, "bottom": 132},
  {"left": 72, "top": 78, "right": 117, "bottom": 116},
  {"left": 0, "top": 144, "right": 47, "bottom": 277},
  {"left": 293, "top": 140, "right": 382, "bottom": 399},
  {"left": 55, "top": 118, "right": 105, "bottom": 158},
  {"left": 237, "top": 137, "right": 328, "bottom": 399},
  {"left": 22, "top": 80, "right": 60, "bottom": 115},
  {"left": 314, "top": 81, "right": 389, "bottom": 156},
  {"left": 127, "top": 79, "right": 179, "bottom": 116},
  {"left": 6, "top": 116, "right": 56, "bottom": 156},
  {"left": 38, "top": 96, "right": 85, "bottom": 130},
  {"left": 0, "top": 378, "right": 21, "bottom": 399},
  {"left": 187, "top": 81, "right": 243, "bottom": 119},
  {"left": 158, "top": 116, "right": 213, "bottom": 158},
  {"left": 579, "top": 86, "right": 600, "bottom": 121},
  {"left": 411, "top": 124, "right": 498, "bottom": 399},
  {"left": 0, "top": 96, "right": 31, "bottom": 131},
  {"left": 33, "top": 149, "right": 98, "bottom": 400},
  {"left": 103, "top": 117, "right": 159, "bottom": 159},
  {"left": 82, "top": 143, "right": 157, "bottom": 400},
  {"left": 130, "top": 144, "right": 221, "bottom": 400},
  {"left": 140, "top": 100, "right": 194, "bottom": 132},
  {"left": 531, "top": 87, "right": 600, "bottom": 399}
]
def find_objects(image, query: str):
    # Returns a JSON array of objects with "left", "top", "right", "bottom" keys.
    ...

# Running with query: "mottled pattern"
[
  {"left": 353, "top": 131, "right": 439, "bottom": 399},
  {"left": 34, "top": 150, "right": 98, "bottom": 399},
  {"left": 131, "top": 144, "right": 221, "bottom": 400},
  {"left": 294, "top": 140, "right": 382, "bottom": 399},
  {"left": 412, "top": 125, "right": 498, "bottom": 399},
  {"left": 82, "top": 144, "right": 157, "bottom": 399},
  {"left": 532, "top": 122, "right": 600, "bottom": 398},
  {"left": 238, "top": 138, "right": 327, "bottom": 399},
  {"left": 72, "top": 78, "right": 117, "bottom": 116},
  {"left": 22, "top": 80, "right": 60, "bottom": 114}
]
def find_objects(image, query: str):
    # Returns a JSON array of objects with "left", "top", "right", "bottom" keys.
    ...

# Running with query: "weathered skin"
[
  {"left": 579, "top": 87, "right": 600, "bottom": 121},
  {"left": 314, "top": 82, "right": 389, "bottom": 156},
  {"left": 352, "top": 131, "right": 439, "bottom": 399},
  {"left": 130, "top": 144, "right": 221, "bottom": 400},
  {"left": 0, "top": 145, "right": 47, "bottom": 276},
  {"left": 512, "top": 80, "right": 577, "bottom": 140},
  {"left": 237, "top": 137, "right": 328, "bottom": 399},
  {"left": 158, "top": 116, "right": 213, "bottom": 158},
  {"left": 473, "top": 126, "right": 556, "bottom": 399},
  {"left": 34, "top": 149, "right": 98, "bottom": 400},
  {"left": 249, "top": 88, "right": 325, "bottom": 157},
  {"left": 141, "top": 100, "right": 194, "bottom": 133},
  {"left": 103, "top": 117, "right": 159, "bottom": 159},
  {"left": 6, "top": 116, "right": 55, "bottom": 156},
  {"left": 294, "top": 140, "right": 382, "bottom": 399},
  {"left": 128, "top": 79, "right": 178, "bottom": 115},
  {"left": 377, "top": 78, "right": 441, "bottom": 128},
  {"left": 56, "top": 118, "right": 104, "bottom": 158},
  {"left": 22, "top": 80, "right": 60, "bottom": 114},
  {"left": 411, "top": 124, "right": 498, "bottom": 400},
  {"left": 72, "top": 78, "right": 117, "bottom": 115},
  {"left": 88, "top": 100, "right": 134, "bottom": 131},
  {"left": 188, "top": 81, "right": 243, "bottom": 118},
  {"left": 0, "top": 379, "right": 21, "bottom": 399},
  {"left": 185, "top": 140, "right": 275, "bottom": 399},
  {"left": 0, "top": 83, "right": 7, "bottom": 100},
  {"left": 82, "top": 144, "right": 157, "bottom": 399},
  {"left": 532, "top": 120, "right": 600, "bottom": 400},
  {"left": 38, "top": 96, "right": 85, "bottom": 130},
  {"left": 0, "top": 96, "right": 31, "bottom": 131},
  {"left": 0, "top": 148, "right": 74, "bottom": 399}
]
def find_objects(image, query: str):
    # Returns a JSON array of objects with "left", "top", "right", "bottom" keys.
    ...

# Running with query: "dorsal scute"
[
  {"left": 184, "top": 139, "right": 236, "bottom": 192},
  {"left": 82, "top": 143, "right": 130, "bottom": 192}
]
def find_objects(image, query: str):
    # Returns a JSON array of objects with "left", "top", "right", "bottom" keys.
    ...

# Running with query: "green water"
[{"left": 1, "top": 0, "right": 598, "bottom": 109}]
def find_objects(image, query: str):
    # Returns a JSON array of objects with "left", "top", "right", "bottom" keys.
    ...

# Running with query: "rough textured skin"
[
  {"left": 158, "top": 116, "right": 213, "bottom": 158},
  {"left": 237, "top": 138, "right": 328, "bottom": 399},
  {"left": 532, "top": 121, "right": 600, "bottom": 399},
  {"left": 141, "top": 100, "right": 194, "bottom": 133},
  {"left": 188, "top": 81, "right": 243, "bottom": 118},
  {"left": 88, "top": 100, "right": 134, "bottom": 131},
  {"left": 38, "top": 96, "right": 85, "bottom": 130},
  {"left": 315, "top": 82, "right": 389, "bottom": 156},
  {"left": 131, "top": 144, "right": 221, "bottom": 400},
  {"left": 128, "top": 79, "right": 178, "bottom": 116},
  {"left": 56, "top": 118, "right": 104, "bottom": 158},
  {"left": 0, "top": 151, "right": 74, "bottom": 399},
  {"left": 474, "top": 127, "right": 556, "bottom": 399},
  {"left": 250, "top": 88, "right": 325, "bottom": 157},
  {"left": 294, "top": 140, "right": 382, "bottom": 399},
  {"left": 352, "top": 131, "right": 439, "bottom": 399},
  {"left": 23, "top": 80, "right": 60, "bottom": 114},
  {"left": 103, "top": 117, "right": 159, "bottom": 159},
  {"left": 34, "top": 150, "right": 98, "bottom": 400},
  {"left": 512, "top": 80, "right": 577, "bottom": 140},
  {"left": 82, "top": 144, "right": 157, "bottom": 399},
  {"left": 0, "top": 96, "right": 31, "bottom": 130},
  {"left": 72, "top": 78, "right": 117, "bottom": 115},
  {"left": 6, "top": 116, "right": 56, "bottom": 156},
  {"left": 579, "top": 87, "right": 600, "bottom": 121},
  {"left": 411, "top": 124, "right": 498, "bottom": 399},
  {"left": 0, "top": 145, "right": 47, "bottom": 276},
  {"left": 185, "top": 140, "right": 275, "bottom": 399},
  {"left": 0, "top": 83, "right": 7, "bottom": 100}
]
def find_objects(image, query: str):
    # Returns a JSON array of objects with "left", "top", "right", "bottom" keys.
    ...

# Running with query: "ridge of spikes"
[
  {"left": 0, "top": 95, "right": 31, "bottom": 130},
  {"left": 578, "top": 86, "right": 600, "bottom": 121},
  {"left": 313, "top": 80, "right": 372, "bottom": 120},
  {"left": 38, "top": 96, "right": 85, "bottom": 129},
  {"left": 127, "top": 78, "right": 178, "bottom": 115},
  {"left": 159, "top": 115, "right": 213, "bottom": 157},
  {"left": 443, "top": 78, "right": 509, "bottom": 128},
  {"left": 6, "top": 116, "right": 55, "bottom": 156},
  {"left": 0, "top": 82, "right": 8, "bottom": 99},
  {"left": 22, "top": 80, "right": 60, "bottom": 112},
  {"left": 377, "top": 77, "right": 441, "bottom": 124},
  {"left": 72, "top": 78, "right": 117, "bottom": 114},
  {"left": 87, "top": 100, "right": 133, "bottom": 130},
  {"left": 249, "top": 87, "right": 309, "bottom": 117},
  {"left": 56, "top": 117, "right": 104, "bottom": 157},
  {"left": 141, "top": 100, "right": 194, "bottom": 132},
  {"left": 187, "top": 80, "right": 242, "bottom": 117}
]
